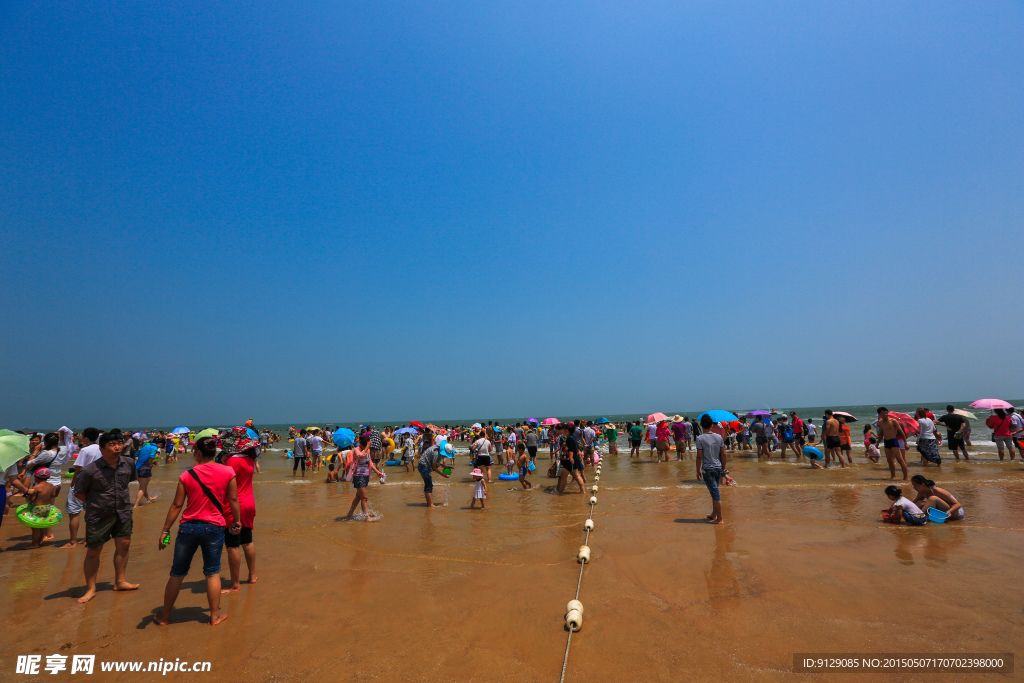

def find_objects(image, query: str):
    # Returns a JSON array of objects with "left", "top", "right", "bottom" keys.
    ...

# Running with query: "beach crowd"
[{"left": 3, "top": 404, "right": 1022, "bottom": 624}]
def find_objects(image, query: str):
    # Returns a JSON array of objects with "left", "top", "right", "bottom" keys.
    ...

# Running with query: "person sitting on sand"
[
  {"left": 696, "top": 414, "right": 727, "bottom": 524},
  {"left": 910, "top": 475, "right": 964, "bottom": 520},
  {"left": 865, "top": 437, "right": 881, "bottom": 463},
  {"left": 883, "top": 485, "right": 926, "bottom": 525},
  {"left": 470, "top": 468, "right": 487, "bottom": 509},
  {"left": 346, "top": 435, "right": 385, "bottom": 518},
  {"left": 24, "top": 468, "right": 57, "bottom": 549},
  {"left": 155, "top": 436, "right": 242, "bottom": 626}
]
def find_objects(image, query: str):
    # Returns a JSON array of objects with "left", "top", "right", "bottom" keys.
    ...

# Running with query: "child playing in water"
[
  {"left": 883, "top": 485, "right": 927, "bottom": 525},
  {"left": 516, "top": 442, "right": 533, "bottom": 490},
  {"left": 325, "top": 463, "right": 339, "bottom": 483},
  {"left": 24, "top": 468, "right": 57, "bottom": 548},
  {"left": 470, "top": 468, "right": 487, "bottom": 509},
  {"left": 866, "top": 437, "right": 881, "bottom": 463}
]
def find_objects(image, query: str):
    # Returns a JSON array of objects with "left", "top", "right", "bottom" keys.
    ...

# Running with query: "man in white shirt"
[
  {"left": 66, "top": 427, "right": 102, "bottom": 547},
  {"left": 648, "top": 422, "right": 658, "bottom": 459},
  {"left": 582, "top": 422, "right": 597, "bottom": 465}
]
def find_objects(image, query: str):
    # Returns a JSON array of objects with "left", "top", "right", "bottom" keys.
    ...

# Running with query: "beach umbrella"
[
  {"left": 194, "top": 428, "right": 218, "bottom": 443},
  {"left": 877, "top": 411, "right": 919, "bottom": 436},
  {"left": 409, "top": 421, "right": 425, "bottom": 429},
  {"left": 698, "top": 410, "right": 739, "bottom": 424},
  {"left": 969, "top": 398, "right": 1013, "bottom": 410},
  {"left": 395, "top": 427, "right": 418, "bottom": 436},
  {"left": 171, "top": 426, "right": 190, "bottom": 434},
  {"left": 132, "top": 431, "right": 149, "bottom": 441},
  {"left": 526, "top": 418, "right": 539, "bottom": 424},
  {"left": 333, "top": 428, "right": 356, "bottom": 449},
  {"left": 952, "top": 409, "right": 977, "bottom": 420},
  {"left": 541, "top": 418, "right": 560, "bottom": 425},
  {"left": 646, "top": 413, "right": 669, "bottom": 424},
  {"left": 594, "top": 417, "right": 610, "bottom": 424},
  {"left": 471, "top": 423, "right": 482, "bottom": 429},
  {"left": 246, "top": 428, "right": 259, "bottom": 440},
  {"left": 0, "top": 430, "right": 30, "bottom": 471},
  {"left": 832, "top": 411, "right": 858, "bottom": 422},
  {"left": 745, "top": 410, "right": 771, "bottom": 417}
]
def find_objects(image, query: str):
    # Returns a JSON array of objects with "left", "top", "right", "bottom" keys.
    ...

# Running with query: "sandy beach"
[{"left": 2, "top": 441, "right": 1022, "bottom": 681}]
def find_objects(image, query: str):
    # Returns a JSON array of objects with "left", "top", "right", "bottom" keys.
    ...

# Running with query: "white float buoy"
[
  {"left": 566, "top": 608, "right": 583, "bottom": 631},
  {"left": 583, "top": 518, "right": 595, "bottom": 531},
  {"left": 567, "top": 599, "right": 584, "bottom": 615},
  {"left": 589, "top": 495, "right": 597, "bottom": 505},
  {"left": 591, "top": 485, "right": 598, "bottom": 493},
  {"left": 594, "top": 475, "right": 600, "bottom": 482},
  {"left": 578, "top": 545, "right": 591, "bottom": 563}
]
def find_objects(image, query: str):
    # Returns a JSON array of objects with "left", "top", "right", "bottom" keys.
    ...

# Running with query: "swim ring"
[
  {"left": 803, "top": 446, "right": 823, "bottom": 460},
  {"left": 16, "top": 503, "right": 63, "bottom": 529},
  {"left": 385, "top": 460, "right": 400, "bottom": 466},
  {"left": 498, "top": 473, "right": 519, "bottom": 480}
]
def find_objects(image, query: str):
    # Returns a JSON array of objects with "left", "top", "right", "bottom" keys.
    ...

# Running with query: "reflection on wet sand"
[{"left": 2, "top": 451, "right": 1022, "bottom": 680}]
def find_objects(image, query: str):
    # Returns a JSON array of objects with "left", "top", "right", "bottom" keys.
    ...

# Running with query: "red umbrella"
[
  {"left": 888, "top": 412, "right": 919, "bottom": 436},
  {"left": 409, "top": 421, "right": 425, "bottom": 429},
  {"left": 646, "top": 412, "right": 669, "bottom": 424}
]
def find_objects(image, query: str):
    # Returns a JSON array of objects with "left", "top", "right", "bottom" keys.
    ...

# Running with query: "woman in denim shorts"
[{"left": 155, "top": 437, "right": 241, "bottom": 627}]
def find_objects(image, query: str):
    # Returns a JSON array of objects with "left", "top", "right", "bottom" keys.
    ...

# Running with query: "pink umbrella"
[
  {"left": 541, "top": 418, "right": 561, "bottom": 425},
  {"left": 969, "top": 398, "right": 1014, "bottom": 410},
  {"left": 646, "top": 412, "right": 669, "bottom": 424},
  {"left": 833, "top": 411, "right": 858, "bottom": 422}
]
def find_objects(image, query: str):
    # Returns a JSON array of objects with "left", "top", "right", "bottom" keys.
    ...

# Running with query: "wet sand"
[{"left": 2, "top": 446, "right": 1022, "bottom": 681}]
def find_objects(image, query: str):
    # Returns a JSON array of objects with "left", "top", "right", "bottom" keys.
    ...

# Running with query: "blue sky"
[{"left": 2, "top": 1, "right": 1022, "bottom": 427}]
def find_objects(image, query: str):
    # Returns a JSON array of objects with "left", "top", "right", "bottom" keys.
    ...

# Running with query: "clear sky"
[{"left": 2, "top": 1, "right": 1022, "bottom": 427}]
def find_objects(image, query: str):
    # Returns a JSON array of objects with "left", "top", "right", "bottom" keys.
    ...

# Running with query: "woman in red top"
[
  {"left": 155, "top": 437, "right": 241, "bottom": 627},
  {"left": 223, "top": 437, "right": 259, "bottom": 591}
]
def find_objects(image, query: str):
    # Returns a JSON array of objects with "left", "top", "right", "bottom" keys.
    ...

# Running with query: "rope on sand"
[{"left": 559, "top": 462, "right": 601, "bottom": 683}]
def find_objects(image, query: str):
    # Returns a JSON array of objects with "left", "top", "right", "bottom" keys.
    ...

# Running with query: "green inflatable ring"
[{"left": 16, "top": 503, "right": 64, "bottom": 529}]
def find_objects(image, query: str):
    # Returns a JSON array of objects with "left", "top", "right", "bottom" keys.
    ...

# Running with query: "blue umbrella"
[
  {"left": 698, "top": 410, "right": 739, "bottom": 424},
  {"left": 594, "top": 417, "right": 610, "bottom": 424},
  {"left": 395, "top": 427, "right": 418, "bottom": 436},
  {"left": 332, "top": 428, "right": 356, "bottom": 449},
  {"left": 171, "top": 426, "right": 190, "bottom": 434},
  {"left": 246, "top": 428, "right": 259, "bottom": 440}
]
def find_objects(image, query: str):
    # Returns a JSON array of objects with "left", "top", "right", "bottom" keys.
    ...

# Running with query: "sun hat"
[
  {"left": 672, "top": 415, "right": 684, "bottom": 423},
  {"left": 442, "top": 442, "right": 455, "bottom": 457},
  {"left": 34, "top": 467, "right": 51, "bottom": 479},
  {"left": 470, "top": 468, "right": 483, "bottom": 478}
]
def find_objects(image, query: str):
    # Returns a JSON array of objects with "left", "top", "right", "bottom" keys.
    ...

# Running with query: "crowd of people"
[{"left": 1, "top": 404, "right": 1020, "bottom": 623}]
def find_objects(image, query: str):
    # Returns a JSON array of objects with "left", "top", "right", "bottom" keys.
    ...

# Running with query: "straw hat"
[{"left": 672, "top": 415, "right": 684, "bottom": 423}]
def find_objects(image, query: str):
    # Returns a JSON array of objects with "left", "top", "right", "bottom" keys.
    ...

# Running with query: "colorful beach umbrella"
[
  {"left": 471, "top": 423, "right": 482, "bottom": 429},
  {"left": 246, "top": 428, "right": 259, "bottom": 440},
  {"left": 395, "top": 427, "right": 418, "bottom": 436},
  {"left": 332, "top": 428, "right": 356, "bottom": 449},
  {"left": 409, "top": 421, "right": 425, "bottom": 429},
  {"left": 541, "top": 418, "right": 560, "bottom": 425},
  {"left": 171, "top": 426, "right": 190, "bottom": 434},
  {"left": 952, "top": 409, "right": 977, "bottom": 420},
  {"left": 526, "top": 418, "right": 539, "bottom": 424},
  {"left": 0, "top": 430, "right": 30, "bottom": 471},
  {"left": 698, "top": 410, "right": 739, "bottom": 424},
  {"left": 832, "top": 411, "right": 858, "bottom": 422},
  {"left": 969, "top": 398, "right": 1013, "bottom": 410},
  {"left": 745, "top": 410, "right": 771, "bottom": 417},
  {"left": 646, "top": 413, "right": 669, "bottom": 424},
  {"left": 194, "top": 428, "right": 218, "bottom": 443},
  {"left": 594, "top": 417, "right": 610, "bottom": 424}
]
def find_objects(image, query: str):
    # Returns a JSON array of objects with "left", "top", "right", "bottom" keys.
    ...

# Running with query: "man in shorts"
[
  {"left": 65, "top": 427, "right": 102, "bottom": 547},
  {"left": 822, "top": 410, "right": 844, "bottom": 468},
  {"left": 73, "top": 430, "right": 139, "bottom": 603},
  {"left": 936, "top": 405, "right": 969, "bottom": 460},
  {"left": 789, "top": 412, "right": 806, "bottom": 457},
  {"left": 628, "top": 421, "right": 643, "bottom": 457},
  {"left": 751, "top": 416, "right": 770, "bottom": 458},
  {"left": 472, "top": 432, "right": 493, "bottom": 483},
  {"left": 582, "top": 421, "right": 597, "bottom": 465}
]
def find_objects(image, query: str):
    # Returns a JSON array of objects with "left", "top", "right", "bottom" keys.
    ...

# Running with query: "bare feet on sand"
[
  {"left": 210, "top": 613, "right": 228, "bottom": 626},
  {"left": 77, "top": 589, "right": 96, "bottom": 604},
  {"left": 114, "top": 582, "right": 140, "bottom": 592}
]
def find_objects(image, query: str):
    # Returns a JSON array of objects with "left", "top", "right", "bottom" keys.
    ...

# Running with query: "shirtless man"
[
  {"left": 822, "top": 410, "right": 845, "bottom": 468},
  {"left": 877, "top": 407, "right": 909, "bottom": 480}
]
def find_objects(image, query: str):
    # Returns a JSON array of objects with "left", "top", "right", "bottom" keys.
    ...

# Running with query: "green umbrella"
[
  {"left": 0, "top": 430, "right": 31, "bottom": 471},
  {"left": 193, "top": 428, "right": 219, "bottom": 442}
]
